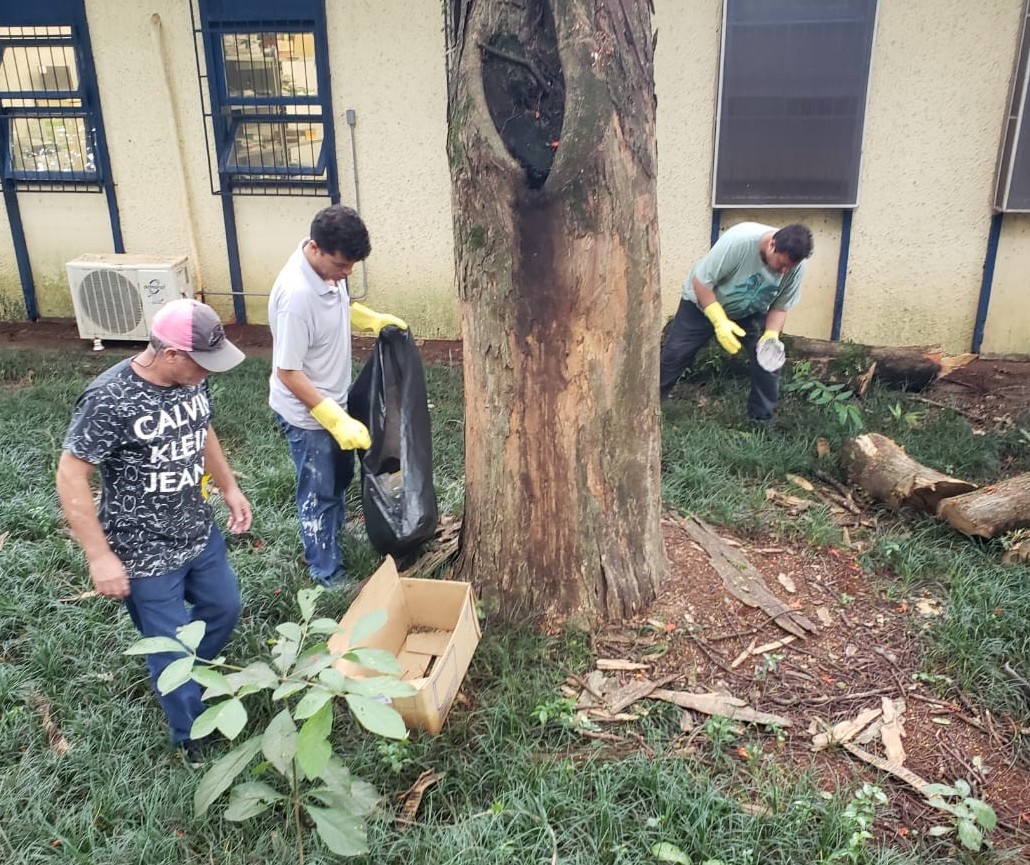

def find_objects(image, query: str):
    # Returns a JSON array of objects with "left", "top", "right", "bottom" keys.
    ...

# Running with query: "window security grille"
[
  {"left": 0, "top": 24, "right": 102, "bottom": 191},
  {"left": 194, "top": 0, "right": 336, "bottom": 197}
]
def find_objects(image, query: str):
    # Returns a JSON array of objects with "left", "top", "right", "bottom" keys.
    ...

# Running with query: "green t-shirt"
[{"left": 681, "top": 222, "right": 805, "bottom": 319}]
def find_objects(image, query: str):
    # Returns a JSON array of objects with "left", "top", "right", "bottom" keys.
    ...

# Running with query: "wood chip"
[
  {"left": 786, "top": 473, "right": 815, "bottom": 492},
  {"left": 842, "top": 742, "right": 930, "bottom": 792},
  {"left": 811, "top": 706, "right": 882, "bottom": 751},
  {"left": 751, "top": 635, "right": 797, "bottom": 656},
  {"left": 394, "top": 770, "right": 445, "bottom": 829},
  {"left": 880, "top": 697, "right": 907, "bottom": 766},
  {"left": 776, "top": 573, "right": 797, "bottom": 594},
  {"left": 815, "top": 606, "right": 833, "bottom": 626},
  {"left": 596, "top": 659, "right": 650, "bottom": 671},
  {"left": 650, "top": 689, "right": 792, "bottom": 727},
  {"left": 681, "top": 516, "right": 818, "bottom": 639}
]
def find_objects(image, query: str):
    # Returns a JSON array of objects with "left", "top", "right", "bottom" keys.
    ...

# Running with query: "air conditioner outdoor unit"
[{"left": 66, "top": 253, "right": 193, "bottom": 349}]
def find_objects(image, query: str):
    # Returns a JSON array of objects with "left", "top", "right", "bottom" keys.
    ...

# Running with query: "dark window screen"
[
  {"left": 714, "top": 0, "right": 877, "bottom": 208},
  {"left": 995, "top": 2, "right": 1030, "bottom": 211}
]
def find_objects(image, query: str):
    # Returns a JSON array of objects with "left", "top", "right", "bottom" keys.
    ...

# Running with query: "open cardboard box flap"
[{"left": 328, "top": 556, "right": 481, "bottom": 735}]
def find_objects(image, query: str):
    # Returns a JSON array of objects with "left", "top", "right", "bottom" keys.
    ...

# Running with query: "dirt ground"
[{"left": 6, "top": 319, "right": 1030, "bottom": 854}]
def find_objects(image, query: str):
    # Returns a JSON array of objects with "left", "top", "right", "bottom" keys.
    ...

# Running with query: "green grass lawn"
[{"left": 1, "top": 346, "right": 1027, "bottom": 864}]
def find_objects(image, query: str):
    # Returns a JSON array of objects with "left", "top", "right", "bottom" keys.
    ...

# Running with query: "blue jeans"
[
  {"left": 659, "top": 298, "right": 780, "bottom": 420},
  {"left": 123, "top": 527, "right": 241, "bottom": 744},
  {"left": 275, "top": 414, "right": 355, "bottom": 582}
]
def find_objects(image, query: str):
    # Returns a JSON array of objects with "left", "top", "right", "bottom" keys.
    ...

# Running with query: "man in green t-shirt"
[{"left": 659, "top": 222, "right": 813, "bottom": 421}]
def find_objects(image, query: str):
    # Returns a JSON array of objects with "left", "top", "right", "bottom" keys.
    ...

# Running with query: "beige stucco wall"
[{"left": 1, "top": 1, "right": 1028, "bottom": 354}]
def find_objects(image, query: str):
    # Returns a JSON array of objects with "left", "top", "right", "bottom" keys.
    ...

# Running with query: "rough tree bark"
[
  {"left": 936, "top": 472, "right": 1030, "bottom": 538},
  {"left": 842, "top": 433, "right": 977, "bottom": 513},
  {"left": 446, "top": 0, "right": 664, "bottom": 624}
]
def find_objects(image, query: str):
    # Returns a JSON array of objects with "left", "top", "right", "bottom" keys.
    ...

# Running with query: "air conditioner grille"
[{"left": 76, "top": 270, "right": 144, "bottom": 335}]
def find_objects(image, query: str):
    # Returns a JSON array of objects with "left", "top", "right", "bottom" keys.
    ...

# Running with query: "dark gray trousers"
[{"left": 659, "top": 298, "right": 780, "bottom": 420}]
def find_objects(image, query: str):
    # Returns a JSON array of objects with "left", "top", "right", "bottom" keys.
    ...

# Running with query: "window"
[
  {"left": 195, "top": 0, "right": 336, "bottom": 195},
  {"left": 0, "top": 24, "right": 101, "bottom": 188},
  {"left": 995, "top": 0, "right": 1030, "bottom": 211},
  {"left": 713, "top": 0, "right": 878, "bottom": 208}
]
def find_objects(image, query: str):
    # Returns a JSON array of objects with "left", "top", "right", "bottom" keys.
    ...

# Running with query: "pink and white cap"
[{"left": 150, "top": 298, "right": 245, "bottom": 373}]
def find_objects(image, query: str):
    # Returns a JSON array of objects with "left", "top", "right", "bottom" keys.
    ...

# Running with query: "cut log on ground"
[
  {"left": 842, "top": 433, "right": 977, "bottom": 513},
  {"left": 936, "top": 472, "right": 1030, "bottom": 538},
  {"left": 784, "top": 336, "right": 942, "bottom": 391}
]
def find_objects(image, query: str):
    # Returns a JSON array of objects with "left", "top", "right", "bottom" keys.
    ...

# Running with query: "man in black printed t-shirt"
[{"left": 56, "top": 299, "right": 251, "bottom": 767}]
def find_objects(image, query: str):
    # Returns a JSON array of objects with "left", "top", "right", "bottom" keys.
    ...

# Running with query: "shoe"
[
  {"left": 312, "top": 568, "right": 349, "bottom": 589},
  {"left": 178, "top": 739, "right": 205, "bottom": 768}
]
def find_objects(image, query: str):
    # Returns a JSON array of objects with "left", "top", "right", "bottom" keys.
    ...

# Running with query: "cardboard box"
[{"left": 328, "top": 556, "right": 481, "bottom": 735}]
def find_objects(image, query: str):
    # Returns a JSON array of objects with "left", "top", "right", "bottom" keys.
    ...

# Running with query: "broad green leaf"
[
  {"left": 349, "top": 779, "right": 382, "bottom": 817},
  {"left": 307, "top": 804, "right": 367, "bottom": 857},
  {"left": 272, "top": 638, "right": 300, "bottom": 674},
  {"left": 349, "top": 609, "right": 387, "bottom": 646},
  {"left": 262, "top": 709, "right": 298, "bottom": 775},
  {"left": 227, "top": 662, "right": 279, "bottom": 691},
  {"left": 224, "top": 780, "right": 286, "bottom": 821},
  {"left": 309, "top": 617, "right": 344, "bottom": 635},
  {"left": 194, "top": 735, "right": 263, "bottom": 817},
  {"left": 272, "top": 680, "right": 308, "bottom": 701},
  {"left": 297, "top": 704, "right": 333, "bottom": 779},
  {"left": 954, "top": 779, "right": 971, "bottom": 797},
  {"left": 292, "top": 645, "right": 336, "bottom": 679},
  {"left": 318, "top": 667, "right": 349, "bottom": 693},
  {"left": 345, "top": 694, "right": 407, "bottom": 739},
  {"left": 156, "top": 656, "right": 195, "bottom": 695},
  {"left": 969, "top": 799, "right": 997, "bottom": 830},
  {"left": 276, "top": 622, "right": 303, "bottom": 642},
  {"left": 124, "top": 636, "right": 186, "bottom": 656},
  {"left": 310, "top": 763, "right": 380, "bottom": 817},
  {"left": 192, "top": 666, "right": 234, "bottom": 698},
  {"left": 176, "top": 620, "right": 207, "bottom": 653},
  {"left": 297, "top": 587, "right": 321, "bottom": 622},
  {"left": 956, "top": 818, "right": 984, "bottom": 851},
  {"left": 651, "top": 842, "right": 691, "bottom": 864},
  {"left": 187, "top": 700, "right": 247, "bottom": 741},
  {"left": 345, "top": 676, "right": 417, "bottom": 698},
  {"left": 294, "top": 689, "right": 334, "bottom": 720},
  {"left": 922, "top": 783, "right": 957, "bottom": 796},
  {"left": 343, "top": 647, "right": 402, "bottom": 675},
  {"left": 215, "top": 698, "right": 248, "bottom": 739}
]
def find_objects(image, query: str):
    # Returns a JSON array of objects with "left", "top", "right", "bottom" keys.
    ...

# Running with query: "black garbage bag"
[{"left": 348, "top": 326, "right": 438, "bottom": 557}]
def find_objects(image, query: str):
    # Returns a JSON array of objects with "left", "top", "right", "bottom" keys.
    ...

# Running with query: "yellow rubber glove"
[
  {"left": 350, "top": 302, "right": 407, "bottom": 335},
  {"left": 310, "top": 398, "right": 371, "bottom": 450},
  {"left": 756, "top": 329, "right": 786, "bottom": 372},
  {"left": 703, "top": 301, "right": 746, "bottom": 355}
]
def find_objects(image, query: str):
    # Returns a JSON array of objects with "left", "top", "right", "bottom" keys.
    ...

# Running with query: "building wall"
[{"left": 0, "top": 0, "right": 1027, "bottom": 354}]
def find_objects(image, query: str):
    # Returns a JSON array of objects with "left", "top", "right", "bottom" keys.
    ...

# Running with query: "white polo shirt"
[{"left": 267, "top": 240, "right": 353, "bottom": 429}]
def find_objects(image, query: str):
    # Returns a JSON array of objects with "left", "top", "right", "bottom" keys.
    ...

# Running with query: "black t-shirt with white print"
[{"left": 63, "top": 358, "right": 213, "bottom": 579}]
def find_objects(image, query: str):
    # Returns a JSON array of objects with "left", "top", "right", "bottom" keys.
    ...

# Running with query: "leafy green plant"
[
  {"left": 376, "top": 738, "right": 413, "bottom": 775},
  {"left": 530, "top": 696, "right": 577, "bottom": 727},
  {"left": 823, "top": 783, "right": 887, "bottom": 863},
  {"left": 922, "top": 779, "right": 997, "bottom": 851},
  {"left": 125, "top": 587, "right": 414, "bottom": 861},
  {"left": 888, "top": 401, "right": 926, "bottom": 429},
  {"left": 785, "top": 360, "right": 864, "bottom": 432},
  {"left": 702, "top": 715, "right": 738, "bottom": 749}
]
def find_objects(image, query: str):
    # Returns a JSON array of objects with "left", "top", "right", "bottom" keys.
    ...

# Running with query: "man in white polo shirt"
[{"left": 268, "top": 205, "right": 407, "bottom": 586}]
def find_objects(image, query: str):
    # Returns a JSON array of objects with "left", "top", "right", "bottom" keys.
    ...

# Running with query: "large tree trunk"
[{"left": 446, "top": 0, "right": 664, "bottom": 624}]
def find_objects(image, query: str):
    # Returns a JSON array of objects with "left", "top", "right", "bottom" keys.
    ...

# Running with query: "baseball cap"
[{"left": 150, "top": 298, "right": 245, "bottom": 373}]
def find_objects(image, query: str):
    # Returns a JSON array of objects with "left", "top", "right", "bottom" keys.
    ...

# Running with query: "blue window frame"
[
  {"left": 195, "top": 0, "right": 338, "bottom": 196},
  {"left": 0, "top": 21, "right": 106, "bottom": 188}
]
